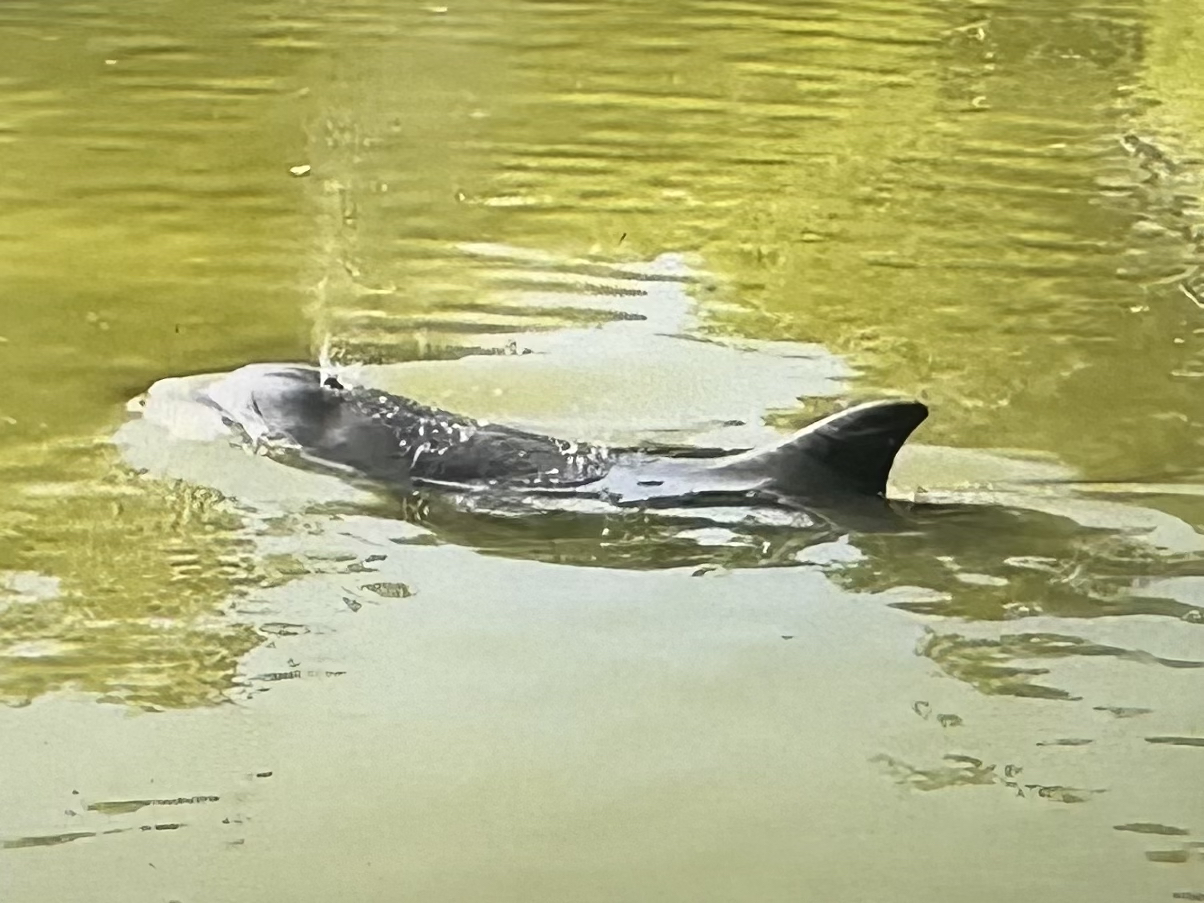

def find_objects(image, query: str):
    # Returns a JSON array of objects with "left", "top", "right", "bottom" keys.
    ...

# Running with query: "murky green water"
[{"left": 3, "top": 0, "right": 1204, "bottom": 900}]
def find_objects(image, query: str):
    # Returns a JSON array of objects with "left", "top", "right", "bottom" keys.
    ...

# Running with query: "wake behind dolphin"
[{"left": 197, "top": 363, "right": 928, "bottom": 511}]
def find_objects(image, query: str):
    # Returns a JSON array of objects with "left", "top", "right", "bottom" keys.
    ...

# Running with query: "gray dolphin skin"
[{"left": 200, "top": 364, "right": 928, "bottom": 511}]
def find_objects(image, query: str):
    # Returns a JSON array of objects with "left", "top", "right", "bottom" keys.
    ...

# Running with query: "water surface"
[{"left": 2, "top": 1, "right": 1204, "bottom": 901}]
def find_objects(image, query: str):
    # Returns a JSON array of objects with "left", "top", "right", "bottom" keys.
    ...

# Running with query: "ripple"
[{"left": 1145, "top": 736, "right": 1204, "bottom": 748}]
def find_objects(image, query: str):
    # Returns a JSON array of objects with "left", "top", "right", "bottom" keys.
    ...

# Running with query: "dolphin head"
[
  {"left": 200, "top": 364, "right": 412, "bottom": 485},
  {"left": 203, "top": 364, "right": 338, "bottom": 448}
]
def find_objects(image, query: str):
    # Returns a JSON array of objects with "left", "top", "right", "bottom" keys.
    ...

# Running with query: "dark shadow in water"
[
  {"left": 396, "top": 481, "right": 1204, "bottom": 700},
  {"left": 873, "top": 750, "right": 1106, "bottom": 803},
  {"left": 0, "top": 447, "right": 281, "bottom": 711},
  {"left": 916, "top": 629, "right": 1204, "bottom": 701},
  {"left": 407, "top": 488, "right": 1201, "bottom": 615}
]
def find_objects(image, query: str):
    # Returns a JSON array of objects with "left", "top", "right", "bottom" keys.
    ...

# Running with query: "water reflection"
[
  {"left": 411, "top": 481, "right": 1203, "bottom": 606},
  {"left": 392, "top": 478, "right": 1204, "bottom": 705},
  {"left": 0, "top": 446, "right": 271, "bottom": 710}
]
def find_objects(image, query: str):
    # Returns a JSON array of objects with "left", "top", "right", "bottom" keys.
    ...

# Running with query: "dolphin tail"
[{"left": 716, "top": 399, "right": 928, "bottom": 499}]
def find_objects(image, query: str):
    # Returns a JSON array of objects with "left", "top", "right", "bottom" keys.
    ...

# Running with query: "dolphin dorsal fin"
[{"left": 716, "top": 400, "right": 928, "bottom": 499}]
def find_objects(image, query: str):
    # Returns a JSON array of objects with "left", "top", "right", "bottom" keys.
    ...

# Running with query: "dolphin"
[{"left": 196, "top": 363, "right": 928, "bottom": 513}]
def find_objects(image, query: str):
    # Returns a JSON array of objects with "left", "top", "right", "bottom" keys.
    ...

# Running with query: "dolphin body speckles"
[{"left": 200, "top": 364, "right": 928, "bottom": 511}]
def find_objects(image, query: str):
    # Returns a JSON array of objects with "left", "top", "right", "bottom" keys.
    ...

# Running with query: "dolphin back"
[
  {"left": 196, "top": 364, "right": 926, "bottom": 508},
  {"left": 200, "top": 364, "right": 614, "bottom": 490}
]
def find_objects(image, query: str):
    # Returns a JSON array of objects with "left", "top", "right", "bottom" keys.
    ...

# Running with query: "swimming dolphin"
[{"left": 198, "top": 363, "right": 928, "bottom": 511}]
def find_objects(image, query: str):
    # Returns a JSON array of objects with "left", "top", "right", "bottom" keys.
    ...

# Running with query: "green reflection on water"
[
  {"left": 0, "top": 446, "right": 265, "bottom": 709},
  {"left": 1, "top": 2, "right": 1204, "bottom": 901},
  {"left": 0, "top": 0, "right": 1199, "bottom": 783}
]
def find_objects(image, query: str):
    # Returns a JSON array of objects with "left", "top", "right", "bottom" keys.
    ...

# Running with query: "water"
[{"left": 2, "top": 0, "right": 1204, "bottom": 900}]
